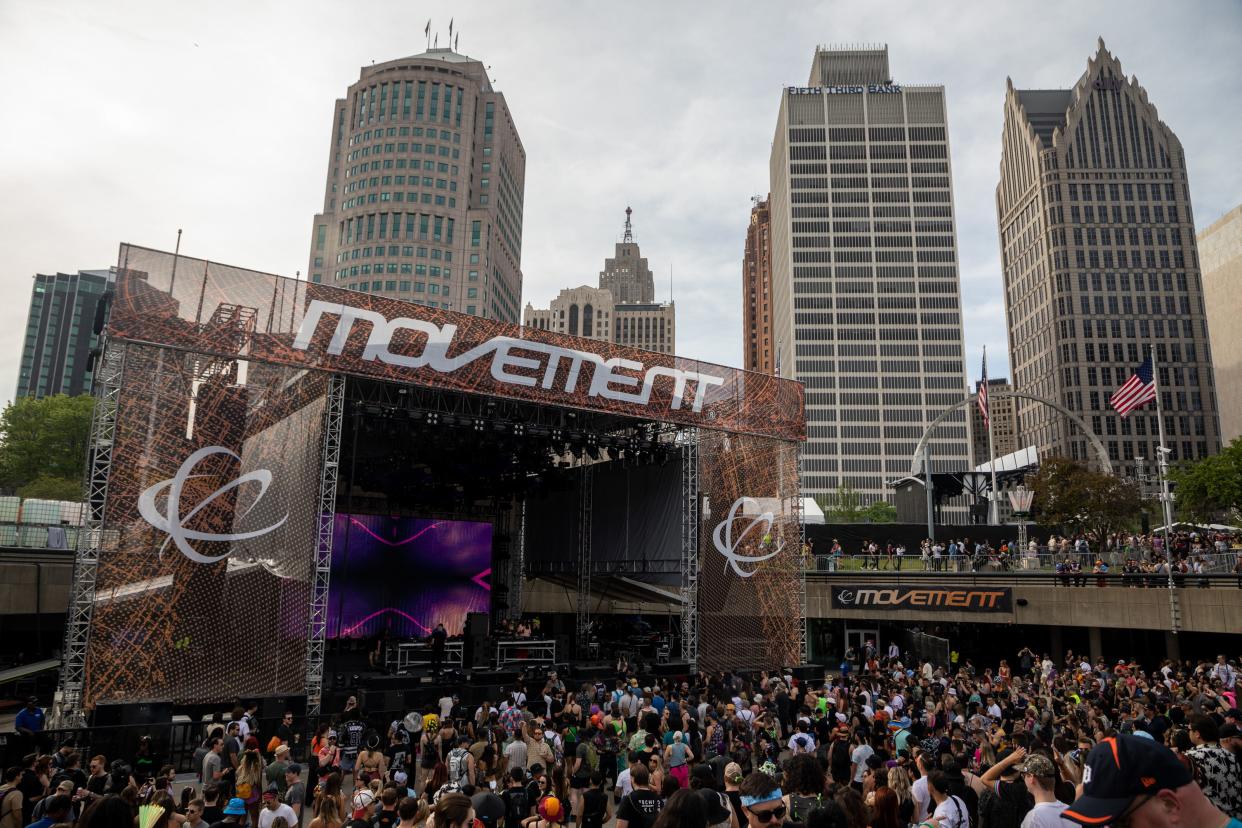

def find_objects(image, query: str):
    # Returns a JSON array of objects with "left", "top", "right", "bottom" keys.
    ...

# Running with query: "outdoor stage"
[{"left": 57, "top": 244, "right": 806, "bottom": 723}]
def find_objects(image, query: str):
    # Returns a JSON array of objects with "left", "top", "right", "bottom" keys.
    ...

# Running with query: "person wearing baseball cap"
[
  {"left": 1064, "top": 734, "right": 1240, "bottom": 827},
  {"left": 1014, "top": 754, "right": 1070, "bottom": 827}
]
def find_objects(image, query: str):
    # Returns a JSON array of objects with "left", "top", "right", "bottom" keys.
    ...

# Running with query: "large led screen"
[{"left": 327, "top": 515, "right": 492, "bottom": 639}]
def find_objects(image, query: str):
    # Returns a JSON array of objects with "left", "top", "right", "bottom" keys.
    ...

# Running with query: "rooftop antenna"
[{"left": 622, "top": 206, "right": 634, "bottom": 243}]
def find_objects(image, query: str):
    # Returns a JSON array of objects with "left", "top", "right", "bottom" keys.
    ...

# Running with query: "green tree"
[
  {"left": 861, "top": 500, "right": 897, "bottom": 523},
  {"left": 1026, "top": 455, "right": 1143, "bottom": 543},
  {"left": 816, "top": 485, "right": 864, "bottom": 522},
  {"left": 0, "top": 394, "right": 95, "bottom": 497},
  {"left": 1170, "top": 437, "right": 1242, "bottom": 522}
]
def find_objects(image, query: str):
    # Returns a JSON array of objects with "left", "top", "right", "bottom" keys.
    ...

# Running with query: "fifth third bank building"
[{"left": 767, "top": 46, "right": 970, "bottom": 516}]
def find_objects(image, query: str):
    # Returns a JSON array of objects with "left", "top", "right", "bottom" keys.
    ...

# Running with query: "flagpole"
[
  {"left": 984, "top": 347, "right": 999, "bottom": 524},
  {"left": 1150, "top": 344, "right": 1179, "bottom": 633}
]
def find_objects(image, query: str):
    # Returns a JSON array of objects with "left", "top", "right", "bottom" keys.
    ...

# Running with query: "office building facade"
[
  {"left": 17, "top": 269, "right": 114, "bottom": 399},
  {"left": 1198, "top": 204, "right": 1242, "bottom": 444},
  {"left": 308, "top": 48, "right": 525, "bottom": 322},
  {"left": 524, "top": 210, "right": 676, "bottom": 355},
  {"left": 743, "top": 196, "right": 775, "bottom": 374},
  {"left": 998, "top": 40, "right": 1220, "bottom": 473},
  {"left": 768, "top": 45, "right": 970, "bottom": 509},
  {"left": 968, "top": 378, "right": 1020, "bottom": 468}
]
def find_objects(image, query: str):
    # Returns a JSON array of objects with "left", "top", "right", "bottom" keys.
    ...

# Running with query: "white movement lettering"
[{"left": 292, "top": 300, "right": 726, "bottom": 413}]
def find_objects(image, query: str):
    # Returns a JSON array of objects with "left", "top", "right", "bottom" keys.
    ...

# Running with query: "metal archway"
[{"left": 908, "top": 390, "right": 1113, "bottom": 477}]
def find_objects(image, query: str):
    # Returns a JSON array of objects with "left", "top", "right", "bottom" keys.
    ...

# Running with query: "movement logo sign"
[
  {"left": 293, "top": 300, "right": 726, "bottom": 414},
  {"left": 712, "top": 497, "right": 784, "bottom": 578},
  {"left": 137, "top": 446, "right": 288, "bottom": 563},
  {"left": 830, "top": 586, "right": 1012, "bottom": 613}
]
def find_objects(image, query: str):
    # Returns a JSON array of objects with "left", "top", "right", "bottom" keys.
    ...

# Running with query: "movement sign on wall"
[{"left": 67, "top": 244, "right": 806, "bottom": 710}]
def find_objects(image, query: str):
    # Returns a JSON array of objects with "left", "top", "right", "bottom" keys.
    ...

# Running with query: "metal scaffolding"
[
  {"left": 789, "top": 441, "right": 807, "bottom": 664},
  {"left": 304, "top": 373, "right": 345, "bottom": 717},
  {"left": 575, "top": 464, "right": 594, "bottom": 654},
  {"left": 679, "top": 429, "right": 700, "bottom": 671},
  {"left": 506, "top": 499, "right": 526, "bottom": 621},
  {"left": 57, "top": 339, "right": 127, "bottom": 725}
]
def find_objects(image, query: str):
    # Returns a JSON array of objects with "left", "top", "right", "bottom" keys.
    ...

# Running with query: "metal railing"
[
  {"left": 804, "top": 549, "right": 1242, "bottom": 575},
  {"left": 805, "top": 567, "right": 1242, "bottom": 589}
]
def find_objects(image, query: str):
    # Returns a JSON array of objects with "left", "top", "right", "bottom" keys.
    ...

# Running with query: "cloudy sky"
[{"left": 1, "top": 0, "right": 1239, "bottom": 406}]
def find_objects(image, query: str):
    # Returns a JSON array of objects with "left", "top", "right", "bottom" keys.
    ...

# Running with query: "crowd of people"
[
  {"left": 818, "top": 529, "right": 1242, "bottom": 580},
  {"left": 7, "top": 645, "right": 1242, "bottom": 828}
]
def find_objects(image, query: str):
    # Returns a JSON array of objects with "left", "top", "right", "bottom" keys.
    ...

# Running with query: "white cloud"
[{"left": 0, "top": 0, "right": 1238, "bottom": 405}]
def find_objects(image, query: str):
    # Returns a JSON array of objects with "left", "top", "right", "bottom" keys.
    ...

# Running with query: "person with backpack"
[
  {"left": 500, "top": 767, "right": 532, "bottom": 825},
  {"left": 445, "top": 738, "right": 474, "bottom": 791},
  {"left": 924, "top": 770, "right": 971, "bottom": 828}
]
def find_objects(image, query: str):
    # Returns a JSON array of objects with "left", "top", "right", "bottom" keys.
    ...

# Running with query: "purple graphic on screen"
[{"left": 326, "top": 514, "right": 492, "bottom": 639}]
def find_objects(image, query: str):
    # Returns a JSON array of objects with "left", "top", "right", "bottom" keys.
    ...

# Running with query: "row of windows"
[
  {"left": 795, "top": 343, "right": 962, "bottom": 357},
  {"left": 792, "top": 206, "right": 953, "bottom": 219},
  {"left": 335, "top": 262, "right": 452, "bottom": 279},
  {"left": 353, "top": 79, "right": 463, "bottom": 129},
  {"left": 793, "top": 296, "right": 959, "bottom": 310},
  {"left": 1057, "top": 315, "right": 1205, "bottom": 342},
  {"left": 787, "top": 127, "right": 947, "bottom": 142},
  {"left": 336, "top": 245, "right": 452, "bottom": 263},
  {"left": 344, "top": 192, "right": 456, "bottom": 210}
]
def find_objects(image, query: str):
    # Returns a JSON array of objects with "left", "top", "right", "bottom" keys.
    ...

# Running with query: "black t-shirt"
[
  {"left": 616, "top": 789, "right": 663, "bottom": 828},
  {"left": 385, "top": 743, "right": 407, "bottom": 774},
  {"left": 500, "top": 786, "right": 531, "bottom": 824},
  {"left": 580, "top": 788, "right": 607, "bottom": 828},
  {"left": 342, "top": 721, "right": 366, "bottom": 758},
  {"left": 373, "top": 808, "right": 398, "bottom": 828},
  {"left": 87, "top": 774, "right": 108, "bottom": 796},
  {"left": 18, "top": 769, "right": 43, "bottom": 823},
  {"left": 202, "top": 806, "right": 225, "bottom": 824}
]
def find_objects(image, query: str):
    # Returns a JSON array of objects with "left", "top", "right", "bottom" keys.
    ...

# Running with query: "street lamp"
[{"left": 1008, "top": 485, "right": 1034, "bottom": 567}]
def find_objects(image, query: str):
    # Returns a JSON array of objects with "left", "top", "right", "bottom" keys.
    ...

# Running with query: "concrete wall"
[{"left": 806, "top": 576, "right": 1242, "bottom": 634}]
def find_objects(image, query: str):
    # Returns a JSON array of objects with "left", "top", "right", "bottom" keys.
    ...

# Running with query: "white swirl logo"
[
  {"left": 712, "top": 497, "right": 784, "bottom": 578},
  {"left": 138, "top": 446, "right": 288, "bottom": 563}
]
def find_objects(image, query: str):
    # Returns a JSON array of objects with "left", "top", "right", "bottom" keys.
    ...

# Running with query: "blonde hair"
[{"left": 886, "top": 766, "right": 912, "bottom": 802}]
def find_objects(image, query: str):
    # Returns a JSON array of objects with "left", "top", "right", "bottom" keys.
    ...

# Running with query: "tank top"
[{"left": 668, "top": 742, "right": 688, "bottom": 768}]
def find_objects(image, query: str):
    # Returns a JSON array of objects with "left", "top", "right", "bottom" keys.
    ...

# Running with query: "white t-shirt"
[
  {"left": 850, "top": 744, "right": 874, "bottom": 782},
  {"left": 615, "top": 767, "right": 633, "bottom": 797},
  {"left": 932, "top": 795, "right": 970, "bottom": 828},
  {"left": 911, "top": 776, "right": 930, "bottom": 823},
  {"left": 1021, "top": 800, "right": 1075, "bottom": 827},
  {"left": 257, "top": 804, "right": 298, "bottom": 828}
]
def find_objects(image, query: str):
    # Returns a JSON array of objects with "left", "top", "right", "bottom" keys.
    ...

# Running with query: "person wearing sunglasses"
[{"left": 738, "top": 772, "right": 788, "bottom": 826}]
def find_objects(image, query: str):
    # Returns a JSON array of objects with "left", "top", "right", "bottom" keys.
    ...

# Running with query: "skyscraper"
[
  {"left": 968, "top": 378, "right": 1019, "bottom": 468},
  {"left": 599, "top": 206, "right": 655, "bottom": 304},
  {"left": 998, "top": 40, "right": 1220, "bottom": 472},
  {"left": 1198, "top": 205, "right": 1242, "bottom": 444},
  {"left": 743, "top": 196, "right": 775, "bottom": 374},
  {"left": 768, "top": 45, "right": 970, "bottom": 509},
  {"left": 17, "top": 269, "right": 114, "bottom": 399},
  {"left": 524, "top": 209, "right": 676, "bottom": 354},
  {"left": 308, "top": 48, "right": 525, "bottom": 323}
]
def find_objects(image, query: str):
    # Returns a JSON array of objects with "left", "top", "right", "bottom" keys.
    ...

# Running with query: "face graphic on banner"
[
  {"left": 712, "top": 497, "right": 784, "bottom": 577},
  {"left": 137, "top": 445, "right": 287, "bottom": 563}
]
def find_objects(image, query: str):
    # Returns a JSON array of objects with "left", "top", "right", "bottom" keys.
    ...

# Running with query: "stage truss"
[
  {"left": 58, "top": 339, "right": 127, "bottom": 725},
  {"left": 305, "top": 373, "right": 344, "bottom": 717},
  {"left": 680, "top": 429, "right": 700, "bottom": 670},
  {"left": 575, "top": 464, "right": 594, "bottom": 654}
]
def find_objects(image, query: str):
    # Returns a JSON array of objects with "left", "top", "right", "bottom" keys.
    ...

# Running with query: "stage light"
[
  {"left": 426, "top": 412, "right": 440, "bottom": 425},
  {"left": 512, "top": 423, "right": 526, "bottom": 436},
  {"left": 474, "top": 419, "right": 485, "bottom": 432}
]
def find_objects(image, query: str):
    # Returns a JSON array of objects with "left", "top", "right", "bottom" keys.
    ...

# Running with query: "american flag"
[
  {"left": 1110, "top": 355, "right": 1157, "bottom": 417},
  {"left": 977, "top": 349, "right": 989, "bottom": 427}
]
